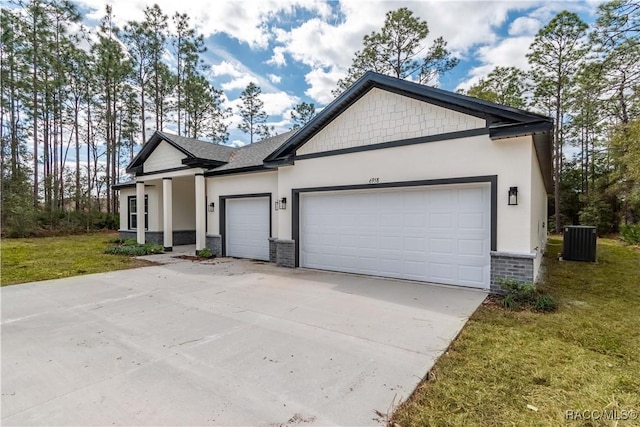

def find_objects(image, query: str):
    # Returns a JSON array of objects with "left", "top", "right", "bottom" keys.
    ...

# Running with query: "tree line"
[
  {"left": 462, "top": 1, "right": 639, "bottom": 233},
  {"left": 1, "top": 1, "right": 638, "bottom": 238},
  {"left": 0, "top": 1, "right": 314, "bottom": 236},
  {"left": 335, "top": 3, "right": 638, "bottom": 234}
]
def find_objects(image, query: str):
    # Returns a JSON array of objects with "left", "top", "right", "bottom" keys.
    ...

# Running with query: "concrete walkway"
[{"left": 1, "top": 257, "right": 485, "bottom": 426}]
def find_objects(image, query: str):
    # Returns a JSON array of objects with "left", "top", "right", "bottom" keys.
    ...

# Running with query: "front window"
[{"left": 128, "top": 195, "right": 148, "bottom": 230}]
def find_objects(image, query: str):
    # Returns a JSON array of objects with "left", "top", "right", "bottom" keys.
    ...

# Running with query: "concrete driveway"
[{"left": 1, "top": 257, "right": 485, "bottom": 426}]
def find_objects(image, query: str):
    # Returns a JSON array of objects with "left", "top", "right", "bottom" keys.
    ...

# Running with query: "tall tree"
[
  {"left": 92, "top": 5, "right": 132, "bottom": 214},
  {"left": 466, "top": 66, "right": 528, "bottom": 109},
  {"left": 527, "top": 11, "right": 589, "bottom": 232},
  {"left": 591, "top": 0, "right": 640, "bottom": 125},
  {"left": 290, "top": 102, "right": 316, "bottom": 130},
  {"left": 335, "top": 7, "right": 458, "bottom": 95},
  {"left": 122, "top": 17, "right": 154, "bottom": 145},
  {"left": 143, "top": 4, "right": 169, "bottom": 132},
  {"left": 207, "top": 87, "right": 231, "bottom": 144},
  {"left": 171, "top": 12, "right": 204, "bottom": 135},
  {"left": 237, "top": 82, "right": 270, "bottom": 144}
]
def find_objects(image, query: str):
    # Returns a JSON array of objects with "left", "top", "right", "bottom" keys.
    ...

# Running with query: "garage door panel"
[
  {"left": 458, "top": 213, "right": 485, "bottom": 230},
  {"left": 226, "top": 197, "right": 269, "bottom": 261},
  {"left": 458, "top": 239, "right": 485, "bottom": 256},
  {"left": 300, "top": 184, "right": 491, "bottom": 289}
]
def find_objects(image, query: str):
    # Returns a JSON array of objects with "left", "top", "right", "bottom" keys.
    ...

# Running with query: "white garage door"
[
  {"left": 300, "top": 184, "right": 491, "bottom": 288},
  {"left": 226, "top": 197, "right": 270, "bottom": 261}
]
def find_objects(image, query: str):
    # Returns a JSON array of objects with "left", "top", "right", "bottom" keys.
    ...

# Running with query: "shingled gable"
[
  {"left": 264, "top": 71, "right": 554, "bottom": 193},
  {"left": 126, "top": 131, "right": 236, "bottom": 174}
]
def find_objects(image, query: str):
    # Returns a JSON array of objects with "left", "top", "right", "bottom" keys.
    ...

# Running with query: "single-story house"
[{"left": 115, "top": 71, "right": 553, "bottom": 293}]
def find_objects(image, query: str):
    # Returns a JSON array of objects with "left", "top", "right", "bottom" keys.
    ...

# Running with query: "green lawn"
[
  {"left": 1, "top": 232, "right": 154, "bottom": 286},
  {"left": 392, "top": 238, "right": 640, "bottom": 426}
]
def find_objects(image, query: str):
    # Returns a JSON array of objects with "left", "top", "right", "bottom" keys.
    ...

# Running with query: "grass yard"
[
  {"left": 392, "top": 237, "right": 640, "bottom": 426},
  {"left": 1, "top": 232, "right": 154, "bottom": 286}
]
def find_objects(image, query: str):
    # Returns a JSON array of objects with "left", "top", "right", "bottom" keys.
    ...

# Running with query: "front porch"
[{"left": 117, "top": 172, "right": 208, "bottom": 252}]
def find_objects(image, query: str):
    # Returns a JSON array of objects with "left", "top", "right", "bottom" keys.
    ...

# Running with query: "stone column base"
[
  {"left": 206, "top": 234, "right": 222, "bottom": 257},
  {"left": 274, "top": 239, "right": 295, "bottom": 268},
  {"left": 490, "top": 251, "right": 536, "bottom": 294}
]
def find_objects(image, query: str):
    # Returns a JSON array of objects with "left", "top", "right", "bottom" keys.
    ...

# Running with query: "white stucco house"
[{"left": 115, "top": 72, "right": 553, "bottom": 293}]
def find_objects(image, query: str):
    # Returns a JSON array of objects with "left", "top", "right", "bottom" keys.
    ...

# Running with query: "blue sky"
[{"left": 73, "top": 0, "right": 602, "bottom": 147}]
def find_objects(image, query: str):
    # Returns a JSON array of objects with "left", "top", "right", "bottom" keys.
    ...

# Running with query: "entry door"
[
  {"left": 225, "top": 197, "right": 270, "bottom": 261},
  {"left": 299, "top": 184, "right": 491, "bottom": 288}
]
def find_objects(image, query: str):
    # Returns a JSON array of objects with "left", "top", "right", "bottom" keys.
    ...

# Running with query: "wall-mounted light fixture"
[
  {"left": 508, "top": 186, "right": 518, "bottom": 206},
  {"left": 275, "top": 197, "right": 287, "bottom": 210},
  {"left": 208, "top": 202, "right": 215, "bottom": 212}
]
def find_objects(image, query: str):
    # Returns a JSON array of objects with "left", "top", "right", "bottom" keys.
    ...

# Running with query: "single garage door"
[
  {"left": 225, "top": 197, "right": 270, "bottom": 261},
  {"left": 300, "top": 184, "right": 491, "bottom": 288}
]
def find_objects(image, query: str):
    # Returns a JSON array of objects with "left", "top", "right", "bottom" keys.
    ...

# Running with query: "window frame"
[{"left": 128, "top": 195, "right": 148, "bottom": 230}]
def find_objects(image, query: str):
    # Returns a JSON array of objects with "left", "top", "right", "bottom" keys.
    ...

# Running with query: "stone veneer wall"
[
  {"left": 118, "top": 230, "right": 196, "bottom": 247},
  {"left": 490, "top": 252, "right": 535, "bottom": 294},
  {"left": 268, "top": 238, "right": 277, "bottom": 263},
  {"left": 274, "top": 239, "right": 295, "bottom": 268},
  {"left": 206, "top": 234, "right": 222, "bottom": 257}
]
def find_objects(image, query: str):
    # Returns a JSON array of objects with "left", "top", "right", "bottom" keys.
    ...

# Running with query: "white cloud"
[
  {"left": 210, "top": 60, "right": 245, "bottom": 78},
  {"left": 221, "top": 75, "right": 255, "bottom": 92},
  {"left": 304, "top": 66, "right": 345, "bottom": 105},
  {"left": 76, "top": 0, "right": 333, "bottom": 49},
  {"left": 261, "top": 92, "right": 300, "bottom": 116},
  {"left": 267, "top": 73, "right": 282, "bottom": 84},
  {"left": 456, "top": 36, "right": 535, "bottom": 91},
  {"left": 267, "top": 46, "right": 287, "bottom": 67},
  {"left": 508, "top": 16, "right": 542, "bottom": 36}
]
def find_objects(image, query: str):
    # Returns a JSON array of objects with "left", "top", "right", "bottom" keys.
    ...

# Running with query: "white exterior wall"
[
  {"left": 155, "top": 177, "right": 196, "bottom": 231},
  {"left": 206, "top": 171, "right": 278, "bottom": 236},
  {"left": 118, "top": 187, "right": 135, "bottom": 230},
  {"left": 277, "top": 134, "right": 536, "bottom": 255},
  {"left": 144, "top": 142, "right": 185, "bottom": 172},
  {"left": 530, "top": 144, "right": 549, "bottom": 280},
  {"left": 117, "top": 185, "right": 161, "bottom": 231},
  {"left": 297, "top": 88, "right": 485, "bottom": 156}
]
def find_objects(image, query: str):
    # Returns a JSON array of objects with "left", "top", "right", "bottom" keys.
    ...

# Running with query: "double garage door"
[{"left": 299, "top": 184, "right": 491, "bottom": 289}]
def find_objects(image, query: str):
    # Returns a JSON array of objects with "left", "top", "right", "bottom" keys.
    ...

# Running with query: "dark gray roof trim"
[
  {"left": 264, "top": 71, "right": 552, "bottom": 163},
  {"left": 113, "top": 180, "right": 136, "bottom": 189},
  {"left": 126, "top": 131, "right": 235, "bottom": 173},
  {"left": 264, "top": 71, "right": 553, "bottom": 194}
]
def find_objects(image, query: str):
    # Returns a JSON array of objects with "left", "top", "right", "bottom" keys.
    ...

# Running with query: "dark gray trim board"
[
  {"left": 294, "top": 127, "right": 489, "bottom": 161},
  {"left": 136, "top": 166, "right": 192, "bottom": 177},
  {"left": 265, "top": 71, "right": 552, "bottom": 163},
  {"left": 291, "top": 175, "right": 498, "bottom": 268},
  {"left": 219, "top": 193, "right": 272, "bottom": 257},
  {"left": 205, "top": 165, "right": 270, "bottom": 177}
]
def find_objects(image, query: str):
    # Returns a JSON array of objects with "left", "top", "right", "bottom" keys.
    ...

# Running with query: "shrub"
[
  {"left": 105, "top": 242, "right": 163, "bottom": 256},
  {"left": 534, "top": 294, "right": 558, "bottom": 312},
  {"left": 499, "top": 278, "right": 557, "bottom": 313},
  {"left": 620, "top": 224, "right": 640, "bottom": 245},
  {"left": 198, "top": 248, "right": 213, "bottom": 258}
]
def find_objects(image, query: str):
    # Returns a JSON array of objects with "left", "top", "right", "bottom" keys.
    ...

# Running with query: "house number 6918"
[{"left": 369, "top": 177, "right": 380, "bottom": 184}]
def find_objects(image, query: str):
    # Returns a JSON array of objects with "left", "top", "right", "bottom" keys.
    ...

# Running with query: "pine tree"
[
  {"left": 237, "top": 82, "right": 270, "bottom": 144},
  {"left": 335, "top": 7, "right": 458, "bottom": 95},
  {"left": 290, "top": 102, "right": 316, "bottom": 130},
  {"left": 527, "top": 11, "right": 589, "bottom": 232},
  {"left": 466, "top": 67, "right": 528, "bottom": 109}
]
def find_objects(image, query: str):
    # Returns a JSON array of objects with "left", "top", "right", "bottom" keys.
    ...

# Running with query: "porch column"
[
  {"left": 163, "top": 177, "right": 173, "bottom": 251},
  {"left": 195, "top": 173, "right": 205, "bottom": 251},
  {"left": 136, "top": 181, "right": 145, "bottom": 244}
]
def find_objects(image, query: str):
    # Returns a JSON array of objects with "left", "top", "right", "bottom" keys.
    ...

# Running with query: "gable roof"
[
  {"left": 126, "top": 131, "right": 236, "bottom": 173},
  {"left": 206, "top": 131, "right": 295, "bottom": 176},
  {"left": 264, "top": 71, "right": 554, "bottom": 193}
]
